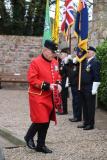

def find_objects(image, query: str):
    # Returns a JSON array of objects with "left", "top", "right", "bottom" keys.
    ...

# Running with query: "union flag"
[{"left": 61, "top": 0, "right": 74, "bottom": 39}]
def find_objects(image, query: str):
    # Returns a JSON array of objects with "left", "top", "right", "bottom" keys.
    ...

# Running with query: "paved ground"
[{"left": 0, "top": 88, "right": 107, "bottom": 160}]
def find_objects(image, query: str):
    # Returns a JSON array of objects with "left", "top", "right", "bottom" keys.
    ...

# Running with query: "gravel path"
[{"left": 0, "top": 89, "right": 107, "bottom": 160}]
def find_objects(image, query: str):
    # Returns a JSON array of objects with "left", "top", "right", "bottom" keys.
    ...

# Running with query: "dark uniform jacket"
[
  {"left": 81, "top": 57, "right": 100, "bottom": 91},
  {"left": 68, "top": 60, "right": 79, "bottom": 87},
  {"left": 59, "top": 60, "right": 69, "bottom": 89}
]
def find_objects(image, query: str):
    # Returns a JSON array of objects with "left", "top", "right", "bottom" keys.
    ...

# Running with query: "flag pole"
[
  {"left": 69, "top": 26, "right": 72, "bottom": 54},
  {"left": 78, "top": 5, "right": 81, "bottom": 91},
  {"left": 78, "top": 62, "right": 82, "bottom": 90}
]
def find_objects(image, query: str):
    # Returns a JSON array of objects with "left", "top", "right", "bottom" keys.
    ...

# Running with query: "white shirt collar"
[{"left": 87, "top": 56, "right": 95, "bottom": 62}]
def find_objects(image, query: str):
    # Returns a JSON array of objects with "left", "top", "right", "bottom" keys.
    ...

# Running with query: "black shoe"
[
  {"left": 83, "top": 125, "right": 94, "bottom": 130},
  {"left": 77, "top": 124, "right": 87, "bottom": 128},
  {"left": 69, "top": 118, "right": 81, "bottom": 122},
  {"left": 24, "top": 136, "right": 36, "bottom": 149},
  {"left": 36, "top": 145, "right": 52, "bottom": 154}
]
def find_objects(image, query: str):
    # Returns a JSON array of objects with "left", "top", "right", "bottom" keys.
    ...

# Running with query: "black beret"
[
  {"left": 88, "top": 46, "right": 96, "bottom": 52},
  {"left": 44, "top": 40, "right": 58, "bottom": 53}
]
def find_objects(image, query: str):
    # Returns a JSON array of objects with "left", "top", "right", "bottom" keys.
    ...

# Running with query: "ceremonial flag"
[
  {"left": 74, "top": 0, "right": 88, "bottom": 62},
  {"left": 61, "top": 0, "right": 74, "bottom": 39},
  {"left": 42, "top": 0, "right": 51, "bottom": 46},
  {"left": 52, "top": 0, "right": 60, "bottom": 44}
]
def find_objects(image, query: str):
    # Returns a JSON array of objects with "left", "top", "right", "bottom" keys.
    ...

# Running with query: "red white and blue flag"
[
  {"left": 61, "top": 0, "right": 74, "bottom": 39},
  {"left": 74, "top": 0, "right": 88, "bottom": 62}
]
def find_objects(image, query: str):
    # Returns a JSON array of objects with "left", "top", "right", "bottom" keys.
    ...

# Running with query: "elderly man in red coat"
[{"left": 24, "top": 40, "right": 62, "bottom": 154}]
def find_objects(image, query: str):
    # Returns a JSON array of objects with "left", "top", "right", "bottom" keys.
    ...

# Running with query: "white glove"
[
  {"left": 63, "top": 57, "right": 68, "bottom": 64},
  {"left": 65, "top": 77, "right": 69, "bottom": 88},
  {"left": 57, "top": 84, "right": 62, "bottom": 93},
  {"left": 67, "top": 55, "right": 72, "bottom": 60},
  {"left": 73, "top": 57, "right": 77, "bottom": 64},
  {"left": 92, "top": 82, "right": 100, "bottom": 95},
  {"left": 63, "top": 55, "right": 72, "bottom": 64}
]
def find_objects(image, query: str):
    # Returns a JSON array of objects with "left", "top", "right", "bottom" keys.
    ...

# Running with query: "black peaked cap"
[
  {"left": 44, "top": 40, "right": 58, "bottom": 53},
  {"left": 88, "top": 46, "right": 96, "bottom": 52}
]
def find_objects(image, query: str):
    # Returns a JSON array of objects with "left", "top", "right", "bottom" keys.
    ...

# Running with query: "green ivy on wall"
[{"left": 96, "top": 40, "right": 107, "bottom": 109}]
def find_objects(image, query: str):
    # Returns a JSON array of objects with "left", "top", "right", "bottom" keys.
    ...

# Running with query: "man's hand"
[
  {"left": 57, "top": 84, "right": 62, "bottom": 93},
  {"left": 50, "top": 84, "right": 62, "bottom": 93},
  {"left": 50, "top": 83, "right": 56, "bottom": 91}
]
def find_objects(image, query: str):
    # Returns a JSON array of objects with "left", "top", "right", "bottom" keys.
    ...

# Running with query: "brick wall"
[
  {"left": 89, "top": 0, "right": 107, "bottom": 46},
  {"left": 0, "top": 36, "right": 42, "bottom": 75}
]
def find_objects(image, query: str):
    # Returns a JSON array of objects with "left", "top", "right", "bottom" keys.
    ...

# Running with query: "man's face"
[
  {"left": 87, "top": 50, "right": 94, "bottom": 59},
  {"left": 59, "top": 52, "right": 67, "bottom": 60},
  {"left": 42, "top": 47, "right": 55, "bottom": 61}
]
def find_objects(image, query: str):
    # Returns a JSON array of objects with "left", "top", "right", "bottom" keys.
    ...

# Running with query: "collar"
[{"left": 87, "top": 56, "right": 95, "bottom": 63}]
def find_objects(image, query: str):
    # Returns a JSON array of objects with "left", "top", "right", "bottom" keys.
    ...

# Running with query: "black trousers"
[
  {"left": 61, "top": 87, "right": 68, "bottom": 113},
  {"left": 71, "top": 86, "right": 82, "bottom": 120},
  {"left": 79, "top": 89, "right": 96, "bottom": 126},
  {"left": 25, "top": 122, "right": 49, "bottom": 147}
]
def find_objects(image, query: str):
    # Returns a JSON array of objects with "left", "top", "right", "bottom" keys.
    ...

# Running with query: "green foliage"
[
  {"left": 0, "top": 0, "right": 46, "bottom": 36},
  {"left": 96, "top": 40, "right": 107, "bottom": 109},
  {"left": 33, "top": 0, "right": 46, "bottom": 36}
]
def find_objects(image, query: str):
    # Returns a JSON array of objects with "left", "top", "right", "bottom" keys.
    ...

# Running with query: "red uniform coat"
[{"left": 28, "top": 55, "right": 61, "bottom": 124}]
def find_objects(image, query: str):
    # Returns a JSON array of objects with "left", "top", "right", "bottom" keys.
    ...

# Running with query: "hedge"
[{"left": 96, "top": 40, "right": 107, "bottom": 110}]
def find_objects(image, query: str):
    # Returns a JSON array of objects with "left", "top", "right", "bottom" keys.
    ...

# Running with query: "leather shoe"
[
  {"left": 69, "top": 118, "right": 81, "bottom": 122},
  {"left": 77, "top": 124, "right": 87, "bottom": 128},
  {"left": 36, "top": 145, "right": 52, "bottom": 154},
  {"left": 24, "top": 136, "right": 36, "bottom": 149},
  {"left": 83, "top": 125, "right": 94, "bottom": 130}
]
